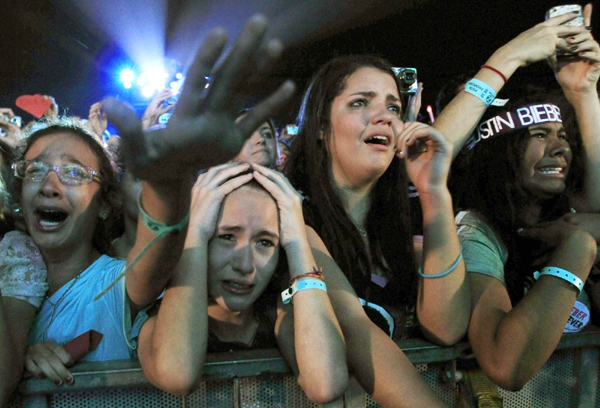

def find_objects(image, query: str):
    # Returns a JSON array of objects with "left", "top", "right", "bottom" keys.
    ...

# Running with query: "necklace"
[
  {"left": 357, "top": 227, "right": 367, "bottom": 239},
  {"left": 41, "top": 270, "right": 84, "bottom": 342}
]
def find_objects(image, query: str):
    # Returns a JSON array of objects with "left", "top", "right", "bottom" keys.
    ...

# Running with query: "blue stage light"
[{"left": 120, "top": 69, "right": 135, "bottom": 83}]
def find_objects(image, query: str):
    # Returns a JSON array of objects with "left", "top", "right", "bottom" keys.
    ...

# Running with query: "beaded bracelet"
[
  {"left": 417, "top": 249, "right": 463, "bottom": 279},
  {"left": 533, "top": 266, "right": 584, "bottom": 295}
]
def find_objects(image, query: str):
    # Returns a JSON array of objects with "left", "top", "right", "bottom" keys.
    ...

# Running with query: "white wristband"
[
  {"left": 533, "top": 266, "right": 584, "bottom": 295},
  {"left": 281, "top": 279, "right": 327, "bottom": 305}
]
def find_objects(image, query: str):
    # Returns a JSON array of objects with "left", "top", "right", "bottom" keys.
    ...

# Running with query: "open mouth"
[
  {"left": 364, "top": 135, "right": 390, "bottom": 147},
  {"left": 222, "top": 280, "right": 255, "bottom": 295},
  {"left": 537, "top": 166, "right": 565, "bottom": 175},
  {"left": 36, "top": 209, "right": 68, "bottom": 227}
]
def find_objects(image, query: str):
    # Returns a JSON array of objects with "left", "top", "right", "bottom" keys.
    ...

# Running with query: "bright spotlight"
[
  {"left": 175, "top": 73, "right": 183, "bottom": 79},
  {"left": 124, "top": 81, "right": 132, "bottom": 89},
  {"left": 142, "top": 85, "right": 156, "bottom": 98},
  {"left": 120, "top": 69, "right": 135, "bottom": 83},
  {"left": 137, "top": 77, "right": 146, "bottom": 86},
  {"left": 146, "top": 67, "right": 166, "bottom": 91}
]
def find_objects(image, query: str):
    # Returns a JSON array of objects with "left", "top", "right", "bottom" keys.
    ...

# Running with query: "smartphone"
[
  {"left": 158, "top": 112, "right": 172, "bottom": 124},
  {"left": 391, "top": 67, "right": 418, "bottom": 93},
  {"left": 546, "top": 5, "right": 584, "bottom": 26}
]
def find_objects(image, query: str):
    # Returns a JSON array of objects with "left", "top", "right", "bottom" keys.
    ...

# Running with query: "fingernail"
[
  {"left": 66, "top": 376, "right": 74, "bottom": 385},
  {"left": 53, "top": 379, "right": 62, "bottom": 386},
  {"left": 571, "top": 45, "right": 578, "bottom": 51},
  {"left": 569, "top": 37, "right": 575, "bottom": 42}
]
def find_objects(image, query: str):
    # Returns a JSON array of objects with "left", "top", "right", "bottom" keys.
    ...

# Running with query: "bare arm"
[
  {"left": 468, "top": 222, "right": 596, "bottom": 390},
  {"left": 304, "top": 227, "right": 446, "bottom": 408},
  {"left": 252, "top": 165, "right": 347, "bottom": 404},
  {"left": 433, "top": 13, "right": 591, "bottom": 159},
  {"left": 398, "top": 123, "right": 469, "bottom": 345},
  {"left": 0, "top": 296, "right": 37, "bottom": 405}
]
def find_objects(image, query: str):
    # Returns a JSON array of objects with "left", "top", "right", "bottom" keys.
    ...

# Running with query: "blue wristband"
[
  {"left": 533, "top": 266, "right": 584, "bottom": 295},
  {"left": 464, "top": 78, "right": 497, "bottom": 106},
  {"left": 281, "top": 278, "right": 327, "bottom": 305}
]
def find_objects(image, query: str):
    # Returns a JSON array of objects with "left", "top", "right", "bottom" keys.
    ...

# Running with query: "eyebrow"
[
  {"left": 219, "top": 225, "right": 279, "bottom": 240},
  {"left": 349, "top": 91, "right": 401, "bottom": 103},
  {"left": 30, "top": 153, "right": 88, "bottom": 167}
]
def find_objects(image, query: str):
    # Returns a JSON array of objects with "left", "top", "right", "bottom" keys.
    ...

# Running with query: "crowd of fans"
[{"left": 1, "top": 7, "right": 600, "bottom": 407}]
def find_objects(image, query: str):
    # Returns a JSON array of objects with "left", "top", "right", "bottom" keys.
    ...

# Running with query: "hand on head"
[
  {"left": 87, "top": 102, "right": 108, "bottom": 138},
  {"left": 102, "top": 15, "right": 295, "bottom": 184}
]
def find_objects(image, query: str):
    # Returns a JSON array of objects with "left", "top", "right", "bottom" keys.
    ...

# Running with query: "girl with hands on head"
[
  {"left": 138, "top": 164, "right": 347, "bottom": 402},
  {"left": 19, "top": 14, "right": 295, "bottom": 388}
]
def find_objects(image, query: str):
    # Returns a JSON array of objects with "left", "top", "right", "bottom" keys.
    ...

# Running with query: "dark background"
[{"left": 1, "top": 0, "right": 597, "bottom": 126}]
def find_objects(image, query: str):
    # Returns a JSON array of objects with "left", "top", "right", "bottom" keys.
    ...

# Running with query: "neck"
[
  {"left": 208, "top": 300, "right": 257, "bottom": 343},
  {"left": 43, "top": 244, "right": 99, "bottom": 296},
  {"left": 331, "top": 177, "right": 373, "bottom": 229},
  {"left": 208, "top": 300, "right": 253, "bottom": 325}
]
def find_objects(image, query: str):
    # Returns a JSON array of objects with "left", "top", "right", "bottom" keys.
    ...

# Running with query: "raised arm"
[
  {"left": 552, "top": 5, "right": 600, "bottom": 211},
  {"left": 433, "top": 13, "right": 591, "bottom": 159},
  {"left": 398, "top": 123, "right": 469, "bottom": 345},
  {"left": 251, "top": 164, "right": 347, "bottom": 404},
  {"left": 138, "top": 163, "right": 252, "bottom": 395},
  {"left": 102, "top": 15, "right": 295, "bottom": 313},
  {"left": 467, "top": 220, "right": 596, "bottom": 390}
]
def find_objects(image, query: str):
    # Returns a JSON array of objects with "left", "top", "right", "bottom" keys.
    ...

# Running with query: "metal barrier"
[{"left": 7, "top": 327, "right": 600, "bottom": 408}]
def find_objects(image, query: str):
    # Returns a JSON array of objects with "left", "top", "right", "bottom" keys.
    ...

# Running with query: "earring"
[
  {"left": 11, "top": 203, "right": 23, "bottom": 218},
  {"left": 100, "top": 209, "right": 109, "bottom": 220}
]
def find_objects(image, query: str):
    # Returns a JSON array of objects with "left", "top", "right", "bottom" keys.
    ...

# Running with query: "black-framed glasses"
[{"left": 12, "top": 160, "right": 101, "bottom": 186}]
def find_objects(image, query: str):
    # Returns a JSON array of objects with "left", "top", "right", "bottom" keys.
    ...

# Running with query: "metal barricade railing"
[{"left": 7, "top": 327, "right": 600, "bottom": 408}]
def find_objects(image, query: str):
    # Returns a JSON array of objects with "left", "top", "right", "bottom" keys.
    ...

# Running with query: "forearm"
[
  {"left": 565, "top": 90, "right": 600, "bottom": 211},
  {"left": 141, "top": 244, "right": 208, "bottom": 395},
  {"left": 127, "top": 180, "right": 191, "bottom": 308},
  {"left": 0, "top": 304, "right": 22, "bottom": 406},
  {"left": 417, "top": 189, "right": 470, "bottom": 345},
  {"left": 433, "top": 48, "right": 521, "bottom": 159},
  {"left": 285, "top": 241, "right": 347, "bottom": 402},
  {"left": 472, "top": 233, "right": 596, "bottom": 390}
]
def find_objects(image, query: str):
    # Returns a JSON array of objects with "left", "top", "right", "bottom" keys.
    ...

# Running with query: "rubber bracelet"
[
  {"left": 464, "top": 78, "right": 497, "bottom": 106},
  {"left": 417, "top": 249, "right": 463, "bottom": 279},
  {"left": 481, "top": 65, "right": 507, "bottom": 83},
  {"left": 138, "top": 194, "right": 189, "bottom": 236},
  {"left": 281, "top": 279, "right": 327, "bottom": 305},
  {"left": 533, "top": 266, "right": 584, "bottom": 295}
]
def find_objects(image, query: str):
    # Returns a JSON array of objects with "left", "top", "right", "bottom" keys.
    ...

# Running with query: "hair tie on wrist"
[
  {"left": 417, "top": 249, "right": 463, "bottom": 278},
  {"left": 481, "top": 65, "right": 508, "bottom": 84},
  {"left": 138, "top": 193, "right": 190, "bottom": 236},
  {"left": 586, "top": 25, "right": 592, "bottom": 31}
]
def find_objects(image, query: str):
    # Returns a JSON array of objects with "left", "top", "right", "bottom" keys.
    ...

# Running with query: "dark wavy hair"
[
  {"left": 16, "top": 117, "right": 122, "bottom": 254},
  {"left": 284, "top": 55, "right": 418, "bottom": 307},
  {"left": 450, "top": 88, "right": 583, "bottom": 302}
]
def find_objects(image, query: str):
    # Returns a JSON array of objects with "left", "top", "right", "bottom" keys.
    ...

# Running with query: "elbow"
[
  {"left": 144, "top": 356, "right": 204, "bottom": 396},
  {"left": 477, "top": 360, "right": 534, "bottom": 392},
  {"left": 421, "top": 325, "right": 468, "bottom": 347},
  {"left": 299, "top": 370, "right": 348, "bottom": 404}
]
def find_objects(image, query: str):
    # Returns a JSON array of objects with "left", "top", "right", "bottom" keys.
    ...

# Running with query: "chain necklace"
[{"left": 41, "top": 270, "right": 84, "bottom": 342}]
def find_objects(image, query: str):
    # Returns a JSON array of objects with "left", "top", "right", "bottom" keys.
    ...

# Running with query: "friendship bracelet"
[
  {"left": 138, "top": 194, "right": 190, "bottom": 236},
  {"left": 464, "top": 78, "right": 497, "bottom": 106},
  {"left": 533, "top": 266, "right": 584, "bottom": 295},
  {"left": 417, "top": 249, "right": 463, "bottom": 279},
  {"left": 481, "top": 65, "right": 507, "bottom": 83},
  {"left": 281, "top": 278, "right": 327, "bottom": 305},
  {"left": 289, "top": 267, "right": 324, "bottom": 286}
]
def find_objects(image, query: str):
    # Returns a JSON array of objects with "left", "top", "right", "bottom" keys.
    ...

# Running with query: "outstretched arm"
[
  {"left": 433, "top": 13, "right": 591, "bottom": 159},
  {"left": 103, "top": 16, "right": 295, "bottom": 314}
]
